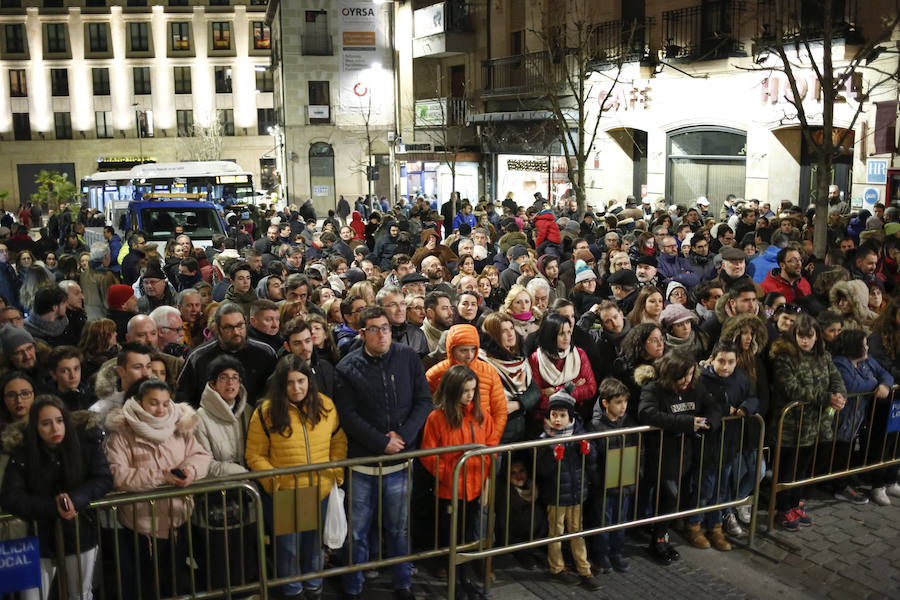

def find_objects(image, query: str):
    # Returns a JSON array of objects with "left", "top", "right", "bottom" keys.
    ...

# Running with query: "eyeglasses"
[
  {"left": 4, "top": 389, "right": 33, "bottom": 401},
  {"left": 220, "top": 322, "right": 246, "bottom": 333},
  {"left": 216, "top": 374, "right": 241, "bottom": 383},
  {"left": 363, "top": 324, "right": 392, "bottom": 335}
]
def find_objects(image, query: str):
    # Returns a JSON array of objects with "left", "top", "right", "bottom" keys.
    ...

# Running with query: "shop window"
[{"left": 667, "top": 127, "right": 747, "bottom": 216}]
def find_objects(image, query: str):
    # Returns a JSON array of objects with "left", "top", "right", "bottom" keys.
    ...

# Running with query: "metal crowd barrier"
[
  {"left": 767, "top": 386, "right": 900, "bottom": 531},
  {"left": 447, "top": 414, "right": 766, "bottom": 598},
  {"left": 1, "top": 414, "right": 767, "bottom": 600}
]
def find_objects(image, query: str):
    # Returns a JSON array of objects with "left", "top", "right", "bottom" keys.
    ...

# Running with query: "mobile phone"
[
  {"left": 170, "top": 468, "right": 187, "bottom": 480},
  {"left": 60, "top": 496, "right": 70, "bottom": 512}
]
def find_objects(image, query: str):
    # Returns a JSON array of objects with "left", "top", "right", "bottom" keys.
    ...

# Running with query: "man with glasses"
[
  {"left": 657, "top": 235, "right": 700, "bottom": 288},
  {"left": 137, "top": 261, "right": 178, "bottom": 314},
  {"left": 377, "top": 286, "right": 428, "bottom": 357},
  {"left": 149, "top": 305, "right": 187, "bottom": 357},
  {"left": 176, "top": 302, "right": 276, "bottom": 408},
  {"left": 710, "top": 224, "right": 735, "bottom": 255},
  {"left": 761, "top": 247, "right": 811, "bottom": 303},
  {"left": 0, "top": 326, "right": 47, "bottom": 381},
  {"left": 334, "top": 306, "right": 432, "bottom": 600}
]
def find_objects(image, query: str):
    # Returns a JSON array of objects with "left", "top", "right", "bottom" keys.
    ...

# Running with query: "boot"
[
  {"left": 707, "top": 524, "right": 732, "bottom": 551},
  {"left": 686, "top": 523, "right": 710, "bottom": 549}
]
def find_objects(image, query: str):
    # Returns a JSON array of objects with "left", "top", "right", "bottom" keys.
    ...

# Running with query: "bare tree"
[
  {"left": 529, "top": 1, "right": 640, "bottom": 218},
  {"left": 758, "top": 0, "right": 900, "bottom": 255},
  {"left": 176, "top": 112, "right": 224, "bottom": 162}
]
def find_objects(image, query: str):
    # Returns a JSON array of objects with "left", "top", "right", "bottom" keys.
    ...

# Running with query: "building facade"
[{"left": 0, "top": 0, "right": 274, "bottom": 209}]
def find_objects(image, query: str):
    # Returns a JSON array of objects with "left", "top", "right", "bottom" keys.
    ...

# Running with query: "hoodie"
[
  {"left": 425, "top": 324, "right": 508, "bottom": 445},
  {"left": 534, "top": 209, "right": 561, "bottom": 247},
  {"left": 349, "top": 211, "right": 366, "bottom": 241}
]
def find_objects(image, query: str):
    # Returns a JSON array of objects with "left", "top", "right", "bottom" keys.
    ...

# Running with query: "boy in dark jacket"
[
  {"left": 589, "top": 377, "right": 639, "bottom": 574},
  {"left": 688, "top": 341, "right": 759, "bottom": 550},
  {"left": 536, "top": 386, "right": 601, "bottom": 590}
]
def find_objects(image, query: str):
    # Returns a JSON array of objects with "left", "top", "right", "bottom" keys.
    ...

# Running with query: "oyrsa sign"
[{"left": 341, "top": 7, "right": 374, "bottom": 16}]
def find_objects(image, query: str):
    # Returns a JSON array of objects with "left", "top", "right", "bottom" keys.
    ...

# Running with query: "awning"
[{"left": 469, "top": 110, "right": 556, "bottom": 123}]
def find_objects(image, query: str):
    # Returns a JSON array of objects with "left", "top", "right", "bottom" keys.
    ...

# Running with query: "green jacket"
[{"left": 768, "top": 339, "right": 846, "bottom": 447}]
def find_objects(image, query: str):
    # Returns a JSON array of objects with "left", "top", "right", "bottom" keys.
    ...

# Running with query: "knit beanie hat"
[
  {"left": 565, "top": 220, "right": 580, "bottom": 233},
  {"left": 666, "top": 281, "right": 687, "bottom": 302},
  {"left": 548, "top": 383, "right": 577, "bottom": 415},
  {"left": 141, "top": 261, "right": 167, "bottom": 281},
  {"left": 574, "top": 259, "right": 596, "bottom": 284},
  {"left": 107, "top": 284, "right": 135, "bottom": 311},
  {"left": 0, "top": 325, "right": 34, "bottom": 355}
]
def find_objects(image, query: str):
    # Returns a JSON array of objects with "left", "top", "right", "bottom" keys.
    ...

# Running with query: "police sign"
[{"left": 0, "top": 537, "right": 41, "bottom": 594}]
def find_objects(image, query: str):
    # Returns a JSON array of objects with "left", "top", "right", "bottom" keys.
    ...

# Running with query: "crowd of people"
[{"left": 1, "top": 188, "right": 900, "bottom": 599}]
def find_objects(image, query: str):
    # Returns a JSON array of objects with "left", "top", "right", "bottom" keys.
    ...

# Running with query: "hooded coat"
[
  {"left": 421, "top": 401, "right": 494, "bottom": 501},
  {"left": 349, "top": 211, "right": 366, "bottom": 241},
  {"left": 426, "top": 325, "right": 508, "bottom": 445},
  {"left": 0, "top": 411, "right": 112, "bottom": 557},
  {"left": 411, "top": 229, "right": 458, "bottom": 268},
  {"left": 534, "top": 210, "right": 561, "bottom": 247},
  {"left": 195, "top": 382, "right": 252, "bottom": 477},
  {"left": 829, "top": 280, "right": 877, "bottom": 333},
  {"left": 768, "top": 338, "right": 846, "bottom": 447},
  {"left": 104, "top": 402, "right": 210, "bottom": 538}
]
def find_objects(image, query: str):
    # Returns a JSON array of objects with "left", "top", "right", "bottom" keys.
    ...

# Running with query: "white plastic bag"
[{"left": 323, "top": 481, "right": 347, "bottom": 549}]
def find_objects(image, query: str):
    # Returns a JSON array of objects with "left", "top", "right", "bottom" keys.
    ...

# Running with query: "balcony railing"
[
  {"left": 756, "top": 0, "right": 859, "bottom": 44},
  {"left": 414, "top": 97, "right": 471, "bottom": 127},
  {"left": 481, "top": 50, "right": 574, "bottom": 96},
  {"left": 586, "top": 18, "right": 654, "bottom": 66},
  {"left": 414, "top": 0, "right": 474, "bottom": 37},
  {"left": 662, "top": 1, "right": 747, "bottom": 61}
]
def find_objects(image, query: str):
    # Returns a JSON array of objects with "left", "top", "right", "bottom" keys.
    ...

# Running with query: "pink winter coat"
[{"left": 105, "top": 403, "right": 210, "bottom": 539}]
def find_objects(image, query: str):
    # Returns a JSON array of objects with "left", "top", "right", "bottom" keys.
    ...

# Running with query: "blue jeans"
[
  {"left": 342, "top": 469, "right": 411, "bottom": 595},
  {"left": 593, "top": 491, "right": 632, "bottom": 559},
  {"left": 263, "top": 493, "right": 328, "bottom": 596},
  {"left": 688, "top": 463, "right": 733, "bottom": 528}
]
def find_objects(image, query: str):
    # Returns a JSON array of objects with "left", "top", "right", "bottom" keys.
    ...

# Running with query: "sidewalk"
[{"left": 320, "top": 487, "right": 899, "bottom": 599}]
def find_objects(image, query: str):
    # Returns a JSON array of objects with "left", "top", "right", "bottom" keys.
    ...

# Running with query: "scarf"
[
  {"left": 122, "top": 397, "right": 180, "bottom": 444},
  {"left": 543, "top": 419, "right": 575, "bottom": 438},
  {"left": 537, "top": 346, "right": 581, "bottom": 387},
  {"left": 422, "top": 318, "right": 444, "bottom": 351},
  {"left": 512, "top": 311, "right": 533, "bottom": 321},
  {"left": 480, "top": 349, "right": 532, "bottom": 402}
]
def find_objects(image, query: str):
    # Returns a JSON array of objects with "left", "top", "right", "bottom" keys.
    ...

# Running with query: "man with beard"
[
  {"left": 421, "top": 290, "right": 453, "bottom": 352},
  {"left": 282, "top": 318, "right": 335, "bottom": 397},
  {"left": 421, "top": 255, "right": 455, "bottom": 298},
  {"left": 761, "top": 247, "right": 811, "bottom": 303},
  {"left": 635, "top": 255, "right": 660, "bottom": 288},
  {"left": 607, "top": 270, "right": 640, "bottom": 315},
  {"left": 24, "top": 287, "right": 74, "bottom": 347},
  {"left": 717, "top": 246, "right": 754, "bottom": 290},
  {"left": 175, "top": 302, "right": 276, "bottom": 408}
]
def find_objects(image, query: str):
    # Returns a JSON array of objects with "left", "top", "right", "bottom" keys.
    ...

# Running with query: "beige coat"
[
  {"left": 195, "top": 383, "right": 251, "bottom": 477},
  {"left": 105, "top": 403, "right": 210, "bottom": 538}
]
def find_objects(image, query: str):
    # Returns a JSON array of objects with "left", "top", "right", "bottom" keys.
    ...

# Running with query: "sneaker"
[
  {"left": 835, "top": 486, "right": 869, "bottom": 505},
  {"left": 364, "top": 569, "right": 379, "bottom": 580},
  {"left": 777, "top": 510, "right": 799, "bottom": 532},
  {"left": 648, "top": 537, "right": 673, "bottom": 566},
  {"left": 871, "top": 486, "right": 891, "bottom": 506},
  {"left": 886, "top": 482, "right": 900, "bottom": 498},
  {"left": 610, "top": 555, "right": 629, "bottom": 573},
  {"left": 581, "top": 575, "right": 603, "bottom": 591},
  {"left": 595, "top": 555, "right": 612, "bottom": 574},
  {"left": 736, "top": 504, "right": 752, "bottom": 525},
  {"left": 792, "top": 505, "right": 812, "bottom": 527},
  {"left": 723, "top": 513, "right": 744, "bottom": 537},
  {"left": 551, "top": 570, "right": 581, "bottom": 586}
]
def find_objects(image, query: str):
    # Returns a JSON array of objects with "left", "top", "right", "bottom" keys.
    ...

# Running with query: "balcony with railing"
[
  {"left": 481, "top": 50, "right": 574, "bottom": 97},
  {"left": 414, "top": 97, "right": 472, "bottom": 128},
  {"left": 661, "top": 1, "right": 747, "bottom": 61},
  {"left": 586, "top": 18, "right": 654, "bottom": 67},
  {"left": 412, "top": 0, "right": 475, "bottom": 58},
  {"left": 756, "top": 0, "right": 859, "bottom": 44}
]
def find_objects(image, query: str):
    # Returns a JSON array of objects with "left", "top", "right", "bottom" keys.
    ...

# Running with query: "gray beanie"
[
  {"left": 0, "top": 326, "right": 34, "bottom": 355},
  {"left": 548, "top": 383, "right": 577, "bottom": 414}
]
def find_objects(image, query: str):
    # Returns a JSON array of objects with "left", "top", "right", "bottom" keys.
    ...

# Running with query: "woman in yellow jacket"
[{"left": 245, "top": 355, "right": 347, "bottom": 599}]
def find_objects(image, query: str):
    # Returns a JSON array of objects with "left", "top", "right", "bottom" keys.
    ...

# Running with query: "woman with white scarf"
[
  {"left": 528, "top": 313, "right": 597, "bottom": 426},
  {"left": 105, "top": 378, "right": 210, "bottom": 600},
  {"left": 479, "top": 312, "right": 540, "bottom": 443}
]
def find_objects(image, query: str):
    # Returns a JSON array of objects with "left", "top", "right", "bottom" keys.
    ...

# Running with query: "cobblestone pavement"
[{"left": 315, "top": 485, "right": 900, "bottom": 599}]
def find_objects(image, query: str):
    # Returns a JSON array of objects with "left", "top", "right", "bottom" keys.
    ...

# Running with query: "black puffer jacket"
[
  {"left": 536, "top": 418, "right": 597, "bottom": 506},
  {"left": 0, "top": 411, "right": 113, "bottom": 557}
]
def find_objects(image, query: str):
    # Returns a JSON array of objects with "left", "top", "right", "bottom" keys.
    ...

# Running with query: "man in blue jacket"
[{"left": 334, "top": 306, "right": 433, "bottom": 600}]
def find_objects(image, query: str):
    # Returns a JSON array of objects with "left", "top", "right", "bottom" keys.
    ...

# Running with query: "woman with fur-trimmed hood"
[{"left": 829, "top": 280, "right": 877, "bottom": 334}]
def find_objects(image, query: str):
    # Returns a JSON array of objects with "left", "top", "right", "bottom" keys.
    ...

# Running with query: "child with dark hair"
[
  {"left": 638, "top": 352, "right": 720, "bottom": 564},
  {"left": 536, "top": 385, "right": 601, "bottom": 590},
  {"left": 690, "top": 341, "right": 760, "bottom": 547},
  {"left": 421, "top": 364, "right": 493, "bottom": 600},
  {"left": 589, "top": 377, "right": 639, "bottom": 574}
]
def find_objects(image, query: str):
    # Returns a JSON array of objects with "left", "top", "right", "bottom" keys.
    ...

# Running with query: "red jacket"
[
  {"left": 534, "top": 211, "right": 561, "bottom": 247},
  {"left": 760, "top": 268, "right": 811, "bottom": 303},
  {"left": 528, "top": 346, "right": 596, "bottom": 422},
  {"left": 349, "top": 211, "right": 366, "bottom": 241}
]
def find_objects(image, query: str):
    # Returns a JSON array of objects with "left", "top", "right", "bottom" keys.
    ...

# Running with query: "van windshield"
[{"left": 140, "top": 206, "right": 224, "bottom": 241}]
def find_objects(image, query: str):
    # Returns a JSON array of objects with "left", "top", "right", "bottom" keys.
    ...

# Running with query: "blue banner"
[
  {"left": 0, "top": 536, "right": 41, "bottom": 594},
  {"left": 887, "top": 399, "right": 900, "bottom": 434}
]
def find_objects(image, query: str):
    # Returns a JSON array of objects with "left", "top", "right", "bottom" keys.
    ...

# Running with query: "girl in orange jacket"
[{"left": 421, "top": 364, "right": 492, "bottom": 599}]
